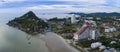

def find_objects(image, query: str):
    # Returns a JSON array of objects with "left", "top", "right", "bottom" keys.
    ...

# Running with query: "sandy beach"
[{"left": 38, "top": 32, "right": 80, "bottom": 52}]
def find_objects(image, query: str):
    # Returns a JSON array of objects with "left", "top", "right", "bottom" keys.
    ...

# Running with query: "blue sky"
[{"left": 0, "top": 0, "right": 120, "bottom": 18}]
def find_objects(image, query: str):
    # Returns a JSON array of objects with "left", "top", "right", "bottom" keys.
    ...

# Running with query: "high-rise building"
[
  {"left": 73, "top": 20, "right": 100, "bottom": 41},
  {"left": 71, "top": 14, "right": 76, "bottom": 24},
  {"left": 71, "top": 14, "right": 81, "bottom": 24}
]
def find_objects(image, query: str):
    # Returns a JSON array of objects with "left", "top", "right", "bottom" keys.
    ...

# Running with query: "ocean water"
[{"left": 0, "top": 14, "right": 79, "bottom": 52}]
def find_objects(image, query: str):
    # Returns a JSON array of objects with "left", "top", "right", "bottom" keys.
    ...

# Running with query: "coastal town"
[
  {"left": 1, "top": 0, "right": 120, "bottom": 52},
  {"left": 47, "top": 12, "right": 120, "bottom": 52},
  {"left": 7, "top": 11, "right": 120, "bottom": 52}
]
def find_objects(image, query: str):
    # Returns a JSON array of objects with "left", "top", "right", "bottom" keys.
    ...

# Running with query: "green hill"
[{"left": 7, "top": 11, "right": 48, "bottom": 34}]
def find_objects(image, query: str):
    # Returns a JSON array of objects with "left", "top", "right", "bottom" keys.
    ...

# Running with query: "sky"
[{"left": 0, "top": 0, "right": 120, "bottom": 19}]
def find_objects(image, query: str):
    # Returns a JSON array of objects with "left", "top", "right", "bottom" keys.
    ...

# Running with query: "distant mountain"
[
  {"left": 68, "top": 12, "right": 85, "bottom": 15},
  {"left": 7, "top": 11, "right": 48, "bottom": 35},
  {"left": 68, "top": 12, "right": 120, "bottom": 17}
]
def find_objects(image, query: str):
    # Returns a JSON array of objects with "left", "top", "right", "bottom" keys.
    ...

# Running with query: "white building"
[
  {"left": 71, "top": 14, "right": 81, "bottom": 24},
  {"left": 99, "top": 45, "right": 106, "bottom": 50},
  {"left": 96, "top": 17, "right": 101, "bottom": 20},
  {"left": 110, "top": 41, "right": 116, "bottom": 44},
  {"left": 73, "top": 20, "right": 100, "bottom": 41},
  {"left": 86, "top": 17, "right": 93, "bottom": 20},
  {"left": 91, "top": 42, "right": 102, "bottom": 49},
  {"left": 71, "top": 14, "right": 76, "bottom": 24},
  {"left": 105, "top": 27, "right": 116, "bottom": 32}
]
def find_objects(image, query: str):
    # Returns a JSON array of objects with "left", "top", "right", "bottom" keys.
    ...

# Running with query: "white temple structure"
[{"left": 73, "top": 20, "right": 100, "bottom": 41}]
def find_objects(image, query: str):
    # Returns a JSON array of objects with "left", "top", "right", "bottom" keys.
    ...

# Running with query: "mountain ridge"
[{"left": 68, "top": 12, "right": 120, "bottom": 17}]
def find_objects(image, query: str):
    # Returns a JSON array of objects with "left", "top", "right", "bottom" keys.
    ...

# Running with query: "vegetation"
[
  {"left": 78, "top": 40, "right": 93, "bottom": 47},
  {"left": 62, "top": 24, "right": 77, "bottom": 33},
  {"left": 48, "top": 17, "right": 66, "bottom": 22},
  {"left": 7, "top": 11, "right": 48, "bottom": 34}
]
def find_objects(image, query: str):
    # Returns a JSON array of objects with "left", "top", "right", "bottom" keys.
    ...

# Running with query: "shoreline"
[{"left": 38, "top": 32, "right": 80, "bottom": 52}]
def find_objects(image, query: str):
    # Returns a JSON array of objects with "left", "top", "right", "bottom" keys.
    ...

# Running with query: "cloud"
[
  {"left": 111, "top": 0, "right": 120, "bottom": 7},
  {"left": 0, "top": 0, "right": 26, "bottom": 6},
  {"left": 28, "top": 5, "right": 55, "bottom": 10},
  {"left": 3, "top": 0, "right": 26, "bottom": 2},
  {"left": 0, "top": 0, "right": 120, "bottom": 19}
]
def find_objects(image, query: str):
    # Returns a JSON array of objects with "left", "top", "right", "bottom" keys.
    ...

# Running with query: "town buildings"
[{"left": 102, "top": 22, "right": 117, "bottom": 32}]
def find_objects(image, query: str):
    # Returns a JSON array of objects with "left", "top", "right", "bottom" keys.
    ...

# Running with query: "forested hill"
[{"left": 7, "top": 11, "right": 48, "bottom": 34}]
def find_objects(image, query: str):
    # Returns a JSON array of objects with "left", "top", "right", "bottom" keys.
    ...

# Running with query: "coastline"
[{"left": 37, "top": 32, "right": 80, "bottom": 52}]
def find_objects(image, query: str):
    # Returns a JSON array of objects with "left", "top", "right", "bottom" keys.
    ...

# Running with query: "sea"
[{"left": 0, "top": 13, "right": 79, "bottom": 52}]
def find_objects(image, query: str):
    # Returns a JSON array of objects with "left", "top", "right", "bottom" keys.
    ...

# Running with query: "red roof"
[
  {"left": 102, "top": 23, "right": 110, "bottom": 27},
  {"left": 75, "top": 22, "right": 89, "bottom": 35}
]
